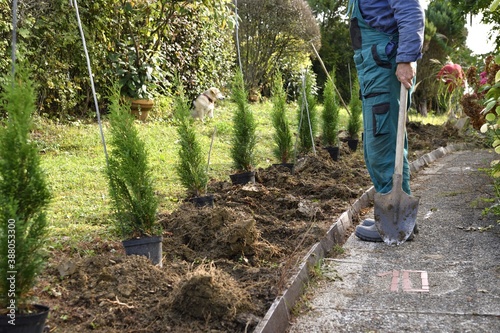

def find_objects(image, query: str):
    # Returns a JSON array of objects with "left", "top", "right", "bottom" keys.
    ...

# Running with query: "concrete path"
[{"left": 286, "top": 149, "right": 500, "bottom": 333}]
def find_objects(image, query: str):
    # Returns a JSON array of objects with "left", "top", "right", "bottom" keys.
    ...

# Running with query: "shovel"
[{"left": 374, "top": 83, "right": 419, "bottom": 245}]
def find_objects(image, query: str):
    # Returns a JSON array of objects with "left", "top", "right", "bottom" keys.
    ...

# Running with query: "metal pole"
[
  {"left": 310, "top": 41, "right": 351, "bottom": 116},
  {"left": 234, "top": 0, "right": 243, "bottom": 73},
  {"left": 302, "top": 70, "right": 316, "bottom": 155},
  {"left": 348, "top": 62, "right": 352, "bottom": 100},
  {"left": 72, "top": 0, "right": 109, "bottom": 165}
]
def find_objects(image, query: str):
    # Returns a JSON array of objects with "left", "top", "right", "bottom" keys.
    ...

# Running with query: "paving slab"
[
  {"left": 286, "top": 149, "right": 500, "bottom": 333},
  {"left": 248, "top": 147, "right": 499, "bottom": 333}
]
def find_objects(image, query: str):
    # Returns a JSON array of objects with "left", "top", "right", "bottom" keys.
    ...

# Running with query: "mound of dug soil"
[
  {"left": 171, "top": 262, "right": 254, "bottom": 321},
  {"left": 36, "top": 122, "right": 484, "bottom": 332}
]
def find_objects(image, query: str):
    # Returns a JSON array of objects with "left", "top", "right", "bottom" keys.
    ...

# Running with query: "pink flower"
[{"left": 480, "top": 71, "right": 488, "bottom": 85}]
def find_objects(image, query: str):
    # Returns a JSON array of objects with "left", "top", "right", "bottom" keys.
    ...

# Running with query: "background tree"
[
  {"left": 448, "top": 0, "right": 500, "bottom": 49},
  {"left": 236, "top": 0, "right": 320, "bottom": 98},
  {"left": 307, "top": 0, "right": 354, "bottom": 103}
]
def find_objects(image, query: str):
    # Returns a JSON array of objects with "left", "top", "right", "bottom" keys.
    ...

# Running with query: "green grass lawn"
[
  {"left": 408, "top": 110, "right": 447, "bottom": 125},
  {"left": 36, "top": 100, "right": 440, "bottom": 251},
  {"left": 36, "top": 100, "right": 304, "bottom": 250}
]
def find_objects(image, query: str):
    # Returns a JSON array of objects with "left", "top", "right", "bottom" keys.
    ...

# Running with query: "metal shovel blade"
[
  {"left": 374, "top": 174, "right": 419, "bottom": 245},
  {"left": 373, "top": 84, "right": 419, "bottom": 245}
]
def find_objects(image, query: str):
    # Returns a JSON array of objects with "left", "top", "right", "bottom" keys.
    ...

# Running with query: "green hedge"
[{"left": 0, "top": 0, "right": 235, "bottom": 118}]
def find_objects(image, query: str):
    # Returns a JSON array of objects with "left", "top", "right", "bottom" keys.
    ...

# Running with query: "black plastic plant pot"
[
  {"left": 230, "top": 171, "right": 256, "bottom": 185},
  {"left": 122, "top": 235, "right": 163, "bottom": 267},
  {"left": 188, "top": 194, "right": 214, "bottom": 208},
  {"left": 325, "top": 146, "right": 340, "bottom": 161},
  {"left": 347, "top": 139, "right": 359, "bottom": 152},
  {"left": 0, "top": 304, "right": 49, "bottom": 333}
]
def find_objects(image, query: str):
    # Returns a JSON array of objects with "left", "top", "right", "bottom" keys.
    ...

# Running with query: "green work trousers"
[{"left": 349, "top": 0, "right": 412, "bottom": 194}]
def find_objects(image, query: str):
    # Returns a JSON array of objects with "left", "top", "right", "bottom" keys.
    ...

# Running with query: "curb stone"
[{"left": 252, "top": 142, "right": 476, "bottom": 333}]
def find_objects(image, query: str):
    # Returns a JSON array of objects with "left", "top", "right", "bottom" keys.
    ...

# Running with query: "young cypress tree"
[
  {"left": 297, "top": 70, "right": 318, "bottom": 154},
  {"left": 348, "top": 78, "right": 363, "bottom": 140},
  {"left": 322, "top": 71, "right": 340, "bottom": 147},
  {"left": 230, "top": 70, "right": 257, "bottom": 172},
  {"left": 173, "top": 77, "right": 208, "bottom": 197},
  {"left": 106, "top": 85, "right": 159, "bottom": 239},
  {"left": 0, "top": 66, "right": 51, "bottom": 310},
  {"left": 271, "top": 71, "right": 293, "bottom": 164}
]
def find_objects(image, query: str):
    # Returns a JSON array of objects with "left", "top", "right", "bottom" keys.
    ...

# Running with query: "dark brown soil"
[{"left": 35, "top": 122, "right": 483, "bottom": 332}]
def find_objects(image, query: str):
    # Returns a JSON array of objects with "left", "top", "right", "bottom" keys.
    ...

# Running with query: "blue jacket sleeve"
[{"left": 389, "top": 0, "right": 425, "bottom": 63}]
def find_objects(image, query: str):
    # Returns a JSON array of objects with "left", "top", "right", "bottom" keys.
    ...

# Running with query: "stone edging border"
[{"left": 252, "top": 143, "right": 474, "bottom": 333}]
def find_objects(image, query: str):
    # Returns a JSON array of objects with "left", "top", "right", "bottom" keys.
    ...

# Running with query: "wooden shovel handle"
[{"left": 394, "top": 83, "right": 408, "bottom": 177}]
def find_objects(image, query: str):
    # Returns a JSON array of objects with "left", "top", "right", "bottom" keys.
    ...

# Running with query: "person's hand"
[{"left": 396, "top": 62, "right": 416, "bottom": 89}]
